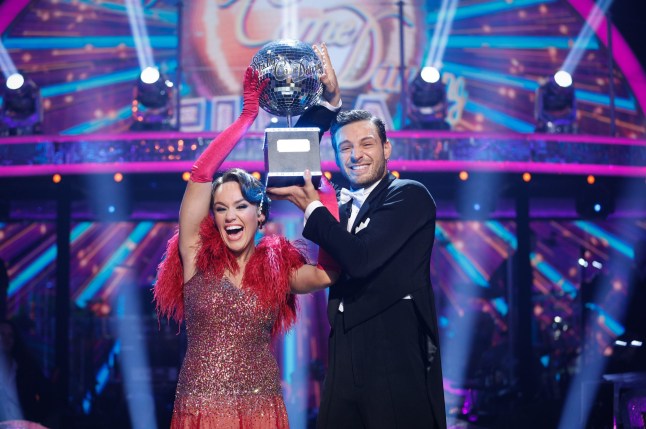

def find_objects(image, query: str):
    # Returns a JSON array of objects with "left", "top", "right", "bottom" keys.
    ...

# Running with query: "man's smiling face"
[{"left": 333, "top": 120, "right": 392, "bottom": 190}]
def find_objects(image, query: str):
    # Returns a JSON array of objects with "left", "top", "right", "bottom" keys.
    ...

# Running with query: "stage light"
[
  {"left": 52, "top": 173, "right": 62, "bottom": 184},
  {"left": 534, "top": 73, "right": 577, "bottom": 134},
  {"left": 392, "top": 171, "right": 400, "bottom": 179},
  {"left": 323, "top": 171, "right": 332, "bottom": 180},
  {"left": 114, "top": 172, "right": 123, "bottom": 183},
  {"left": 140, "top": 66, "right": 160, "bottom": 84},
  {"left": 0, "top": 72, "right": 43, "bottom": 136},
  {"left": 251, "top": 171, "right": 261, "bottom": 180},
  {"left": 131, "top": 67, "right": 175, "bottom": 131},
  {"left": 587, "top": 175, "right": 596, "bottom": 185},
  {"left": 553, "top": 70, "right": 572, "bottom": 88},
  {"left": 575, "top": 186, "right": 615, "bottom": 219},
  {"left": 407, "top": 67, "right": 450, "bottom": 130},
  {"left": 182, "top": 171, "right": 190, "bottom": 181},
  {"left": 522, "top": 172, "right": 532, "bottom": 182},
  {"left": 457, "top": 190, "right": 496, "bottom": 219},
  {"left": 6, "top": 73, "right": 24, "bottom": 90},
  {"left": 420, "top": 66, "right": 441, "bottom": 84},
  {"left": 459, "top": 171, "right": 469, "bottom": 181}
]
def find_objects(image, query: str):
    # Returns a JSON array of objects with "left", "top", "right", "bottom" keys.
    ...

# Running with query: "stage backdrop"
[{"left": 1, "top": 0, "right": 644, "bottom": 136}]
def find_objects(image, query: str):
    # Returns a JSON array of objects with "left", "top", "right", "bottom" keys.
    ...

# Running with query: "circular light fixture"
[
  {"left": 553, "top": 70, "right": 572, "bottom": 88},
  {"left": 140, "top": 67, "right": 161, "bottom": 84},
  {"left": 6, "top": 73, "right": 25, "bottom": 90},
  {"left": 420, "top": 66, "right": 441, "bottom": 84}
]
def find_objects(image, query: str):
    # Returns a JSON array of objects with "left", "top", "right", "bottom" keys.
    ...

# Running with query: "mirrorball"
[{"left": 250, "top": 39, "right": 323, "bottom": 118}]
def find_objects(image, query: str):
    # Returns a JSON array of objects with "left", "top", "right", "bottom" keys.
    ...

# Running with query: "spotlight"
[
  {"left": 553, "top": 70, "right": 573, "bottom": 88},
  {"left": 457, "top": 188, "right": 496, "bottom": 219},
  {"left": 130, "top": 67, "right": 175, "bottom": 131},
  {"left": 6, "top": 73, "right": 25, "bottom": 90},
  {"left": 407, "top": 66, "right": 450, "bottom": 130},
  {"left": 575, "top": 186, "right": 615, "bottom": 219},
  {"left": 93, "top": 197, "right": 133, "bottom": 220},
  {"left": 535, "top": 72, "right": 577, "bottom": 134},
  {"left": 420, "top": 66, "right": 441, "bottom": 84},
  {"left": 140, "top": 66, "right": 160, "bottom": 84},
  {"left": 0, "top": 72, "right": 43, "bottom": 136}
]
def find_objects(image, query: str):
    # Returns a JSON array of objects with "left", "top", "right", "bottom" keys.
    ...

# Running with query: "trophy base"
[
  {"left": 264, "top": 127, "right": 322, "bottom": 188},
  {"left": 265, "top": 171, "right": 322, "bottom": 188}
]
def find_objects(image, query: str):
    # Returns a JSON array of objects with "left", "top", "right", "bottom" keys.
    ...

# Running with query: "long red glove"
[
  {"left": 190, "top": 67, "right": 268, "bottom": 183},
  {"left": 316, "top": 175, "right": 341, "bottom": 272}
]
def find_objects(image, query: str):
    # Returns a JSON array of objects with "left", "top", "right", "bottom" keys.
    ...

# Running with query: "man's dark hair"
[
  {"left": 330, "top": 110, "right": 388, "bottom": 152},
  {"left": 210, "top": 168, "right": 270, "bottom": 224}
]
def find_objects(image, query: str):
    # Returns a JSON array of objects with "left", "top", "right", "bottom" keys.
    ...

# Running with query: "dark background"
[{"left": 611, "top": 1, "right": 646, "bottom": 71}]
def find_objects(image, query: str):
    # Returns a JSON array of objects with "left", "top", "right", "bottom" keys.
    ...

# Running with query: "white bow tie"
[{"left": 339, "top": 187, "right": 367, "bottom": 207}]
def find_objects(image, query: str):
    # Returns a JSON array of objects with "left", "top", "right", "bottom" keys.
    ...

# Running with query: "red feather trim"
[
  {"left": 154, "top": 217, "right": 306, "bottom": 337},
  {"left": 243, "top": 235, "right": 306, "bottom": 336},
  {"left": 153, "top": 228, "right": 184, "bottom": 323}
]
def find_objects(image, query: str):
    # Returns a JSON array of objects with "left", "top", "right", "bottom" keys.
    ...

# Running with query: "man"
[{"left": 269, "top": 109, "right": 447, "bottom": 429}]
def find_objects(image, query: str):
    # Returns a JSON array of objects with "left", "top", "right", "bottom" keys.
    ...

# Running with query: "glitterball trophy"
[{"left": 250, "top": 39, "right": 324, "bottom": 188}]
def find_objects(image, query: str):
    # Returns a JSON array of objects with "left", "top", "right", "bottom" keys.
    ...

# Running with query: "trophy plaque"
[{"left": 250, "top": 39, "right": 324, "bottom": 188}]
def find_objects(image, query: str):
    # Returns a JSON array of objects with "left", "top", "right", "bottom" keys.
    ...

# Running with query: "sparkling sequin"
[{"left": 171, "top": 272, "right": 289, "bottom": 429}]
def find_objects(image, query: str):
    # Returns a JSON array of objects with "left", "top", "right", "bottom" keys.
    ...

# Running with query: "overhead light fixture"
[
  {"left": 535, "top": 71, "right": 577, "bottom": 134},
  {"left": 0, "top": 72, "right": 43, "bottom": 136},
  {"left": 407, "top": 66, "right": 451, "bottom": 130},
  {"left": 130, "top": 67, "right": 175, "bottom": 131}
]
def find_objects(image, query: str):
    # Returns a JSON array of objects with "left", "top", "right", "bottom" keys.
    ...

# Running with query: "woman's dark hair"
[
  {"left": 330, "top": 109, "right": 388, "bottom": 152},
  {"left": 210, "top": 168, "right": 270, "bottom": 225}
]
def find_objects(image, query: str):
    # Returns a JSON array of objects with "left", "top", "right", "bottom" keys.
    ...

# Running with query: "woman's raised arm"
[{"left": 178, "top": 68, "right": 267, "bottom": 281}]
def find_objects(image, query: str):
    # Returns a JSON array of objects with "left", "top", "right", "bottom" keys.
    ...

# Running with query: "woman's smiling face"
[{"left": 212, "top": 181, "right": 264, "bottom": 258}]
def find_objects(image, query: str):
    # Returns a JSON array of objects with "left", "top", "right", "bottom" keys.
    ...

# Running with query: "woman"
[{"left": 154, "top": 62, "right": 340, "bottom": 428}]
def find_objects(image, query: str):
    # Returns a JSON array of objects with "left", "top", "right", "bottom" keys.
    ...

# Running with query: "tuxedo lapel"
[{"left": 339, "top": 202, "right": 351, "bottom": 230}]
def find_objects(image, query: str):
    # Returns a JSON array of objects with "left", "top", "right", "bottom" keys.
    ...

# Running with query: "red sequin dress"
[{"left": 154, "top": 218, "right": 306, "bottom": 429}]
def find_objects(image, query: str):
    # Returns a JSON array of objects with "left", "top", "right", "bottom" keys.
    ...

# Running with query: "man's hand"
[
  {"left": 313, "top": 43, "right": 340, "bottom": 106},
  {"left": 267, "top": 170, "right": 320, "bottom": 212}
]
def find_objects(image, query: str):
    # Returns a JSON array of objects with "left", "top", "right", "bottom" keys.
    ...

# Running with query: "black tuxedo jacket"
[{"left": 303, "top": 173, "right": 447, "bottom": 429}]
